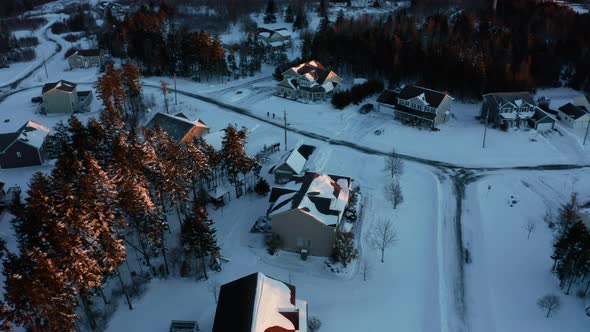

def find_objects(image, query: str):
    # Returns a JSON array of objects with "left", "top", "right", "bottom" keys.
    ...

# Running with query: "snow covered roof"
[
  {"left": 397, "top": 85, "right": 452, "bottom": 108},
  {"left": 276, "top": 144, "right": 315, "bottom": 175},
  {"left": 482, "top": 92, "right": 535, "bottom": 110},
  {"left": 213, "top": 272, "right": 307, "bottom": 332},
  {"left": 68, "top": 49, "right": 100, "bottom": 58},
  {"left": 559, "top": 103, "right": 589, "bottom": 120},
  {"left": 0, "top": 120, "right": 49, "bottom": 153},
  {"left": 269, "top": 172, "right": 351, "bottom": 226},
  {"left": 42, "top": 80, "right": 77, "bottom": 94},
  {"left": 145, "top": 112, "right": 208, "bottom": 142}
]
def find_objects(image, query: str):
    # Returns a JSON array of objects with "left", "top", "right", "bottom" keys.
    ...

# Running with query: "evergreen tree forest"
[
  {"left": 0, "top": 64, "right": 257, "bottom": 331},
  {"left": 311, "top": 0, "right": 590, "bottom": 98}
]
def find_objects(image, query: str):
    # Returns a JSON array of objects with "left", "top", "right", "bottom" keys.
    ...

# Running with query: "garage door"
[{"left": 536, "top": 122, "right": 554, "bottom": 131}]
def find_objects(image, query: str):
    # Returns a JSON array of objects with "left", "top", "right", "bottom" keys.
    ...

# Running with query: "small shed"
[
  {"left": 208, "top": 185, "right": 231, "bottom": 208},
  {"left": 169, "top": 320, "right": 199, "bottom": 332}
]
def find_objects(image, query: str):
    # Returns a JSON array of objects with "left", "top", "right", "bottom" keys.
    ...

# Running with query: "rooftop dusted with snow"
[
  {"left": 213, "top": 272, "right": 307, "bottom": 332},
  {"left": 0, "top": 120, "right": 50, "bottom": 152},
  {"left": 269, "top": 172, "right": 351, "bottom": 227}
]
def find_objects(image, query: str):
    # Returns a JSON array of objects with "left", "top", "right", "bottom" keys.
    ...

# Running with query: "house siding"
[
  {"left": 558, "top": 111, "right": 589, "bottom": 129},
  {"left": 434, "top": 96, "right": 452, "bottom": 126},
  {"left": 0, "top": 141, "right": 42, "bottom": 168},
  {"left": 43, "top": 90, "right": 78, "bottom": 114},
  {"left": 68, "top": 55, "right": 101, "bottom": 69},
  {"left": 271, "top": 209, "right": 336, "bottom": 257}
]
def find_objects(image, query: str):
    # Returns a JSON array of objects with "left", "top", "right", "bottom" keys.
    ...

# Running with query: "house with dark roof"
[
  {"left": 41, "top": 80, "right": 93, "bottom": 114},
  {"left": 557, "top": 103, "right": 589, "bottom": 129},
  {"left": 0, "top": 121, "right": 50, "bottom": 168},
  {"left": 376, "top": 86, "right": 453, "bottom": 128},
  {"left": 213, "top": 272, "right": 307, "bottom": 332},
  {"left": 257, "top": 27, "right": 292, "bottom": 48},
  {"left": 274, "top": 144, "right": 316, "bottom": 184},
  {"left": 268, "top": 172, "right": 351, "bottom": 256},
  {"left": 145, "top": 112, "right": 210, "bottom": 143},
  {"left": 277, "top": 60, "right": 342, "bottom": 102},
  {"left": 481, "top": 92, "right": 555, "bottom": 130},
  {"left": 66, "top": 49, "right": 102, "bottom": 70}
]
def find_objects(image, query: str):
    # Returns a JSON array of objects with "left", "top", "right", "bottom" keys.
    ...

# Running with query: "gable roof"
[
  {"left": 482, "top": 92, "right": 535, "bottom": 109},
  {"left": 0, "top": 120, "right": 50, "bottom": 153},
  {"left": 276, "top": 144, "right": 316, "bottom": 175},
  {"left": 284, "top": 61, "right": 332, "bottom": 85},
  {"left": 145, "top": 112, "right": 208, "bottom": 142},
  {"left": 376, "top": 89, "right": 399, "bottom": 105},
  {"left": 397, "top": 85, "right": 451, "bottom": 108},
  {"left": 69, "top": 49, "right": 100, "bottom": 57},
  {"left": 42, "top": 80, "right": 77, "bottom": 94},
  {"left": 213, "top": 272, "right": 299, "bottom": 332},
  {"left": 269, "top": 172, "right": 351, "bottom": 226},
  {"left": 559, "top": 103, "right": 588, "bottom": 120}
]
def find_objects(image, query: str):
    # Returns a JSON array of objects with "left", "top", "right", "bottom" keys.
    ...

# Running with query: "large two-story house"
[
  {"left": 41, "top": 80, "right": 93, "bottom": 114},
  {"left": 277, "top": 60, "right": 342, "bottom": 102},
  {"left": 0, "top": 120, "right": 50, "bottom": 168},
  {"left": 268, "top": 172, "right": 351, "bottom": 257},
  {"left": 481, "top": 92, "right": 555, "bottom": 131},
  {"left": 376, "top": 85, "right": 453, "bottom": 128},
  {"left": 66, "top": 49, "right": 102, "bottom": 70}
]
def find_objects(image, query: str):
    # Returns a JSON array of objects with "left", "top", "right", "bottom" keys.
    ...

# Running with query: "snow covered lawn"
[{"left": 464, "top": 170, "right": 590, "bottom": 332}]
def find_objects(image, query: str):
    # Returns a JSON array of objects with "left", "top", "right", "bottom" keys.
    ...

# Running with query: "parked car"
[{"left": 359, "top": 103, "right": 374, "bottom": 114}]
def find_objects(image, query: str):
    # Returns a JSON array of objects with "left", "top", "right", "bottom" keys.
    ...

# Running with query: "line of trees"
[
  {"left": 331, "top": 79, "right": 384, "bottom": 109},
  {"left": 310, "top": 0, "right": 590, "bottom": 99},
  {"left": 551, "top": 194, "right": 590, "bottom": 297},
  {"left": 0, "top": 64, "right": 257, "bottom": 331}
]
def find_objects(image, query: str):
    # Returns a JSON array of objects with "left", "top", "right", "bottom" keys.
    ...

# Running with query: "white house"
[
  {"left": 277, "top": 60, "right": 342, "bottom": 102},
  {"left": 558, "top": 103, "right": 589, "bottom": 129}
]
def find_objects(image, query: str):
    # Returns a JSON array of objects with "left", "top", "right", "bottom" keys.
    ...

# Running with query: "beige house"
[
  {"left": 145, "top": 112, "right": 210, "bottom": 143},
  {"left": 268, "top": 172, "right": 351, "bottom": 257},
  {"left": 557, "top": 103, "right": 589, "bottom": 129},
  {"left": 66, "top": 49, "right": 101, "bottom": 70},
  {"left": 277, "top": 60, "right": 342, "bottom": 102},
  {"left": 41, "top": 80, "right": 93, "bottom": 114}
]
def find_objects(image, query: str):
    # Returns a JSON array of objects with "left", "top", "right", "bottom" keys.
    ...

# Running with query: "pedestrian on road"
[
  {"left": 272, "top": 113, "right": 275, "bottom": 119},
  {"left": 267, "top": 111, "right": 269, "bottom": 117}
]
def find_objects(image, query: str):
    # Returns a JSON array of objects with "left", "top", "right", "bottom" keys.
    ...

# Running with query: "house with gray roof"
[
  {"left": 376, "top": 85, "right": 453, "bottom": 128},
  {"left": 481, "top": 92, "right": 555, "bottom": 130},
  {"left": 268, "top": 172, "right": 351, "bottom": 256},
  {"left": 0, "top": 120, "right": 50, "bottom": 168},
  {"left": 66, "top": 49, "right": 102, "bottom": 70},
  {"left": 277, "top": 60, "right": 342, "bottom": 102},
  {"left": 273, "top": 144, "right": 316, "bottom": 184},
  {"left": 145, "top": 112, "right": 209, "bottom": 143},
  {"left": 557, "top": 103, "right": 589, "bottom": 129},
  {"left": 257, "top": 27, "right": 292, "bottom": 48},
  {"left": 41, "top": 80, "right": 93, "bottom": 114}
]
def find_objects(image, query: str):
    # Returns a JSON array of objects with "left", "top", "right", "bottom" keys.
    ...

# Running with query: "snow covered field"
[{"left": 464, "top": 170, "right": 590, "bottom": 332}]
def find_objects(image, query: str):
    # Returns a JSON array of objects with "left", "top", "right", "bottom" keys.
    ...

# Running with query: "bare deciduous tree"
[
  {"left": 385, "top": 148, "right": 404, "bottom": 179},
  {"left": 308, "top": 316, "right": 322, "bottom": 332},
  {"left": 208, "top": 280, "right": 220, "bottom": 304},
  {"left": 537, "top": 294, "right": 560, "bottom": 318},
  {"left": 523, "top": 219, "right": 536, "bottom": 240},
  {"left": 385, "top": 178, "right": 403, "bottom": 209},
  {"left": 361, "top": 259, "right": 372, "bottom": 281},
  {"left": 367, "top": 220, "right": 399, "bottom": 263}
]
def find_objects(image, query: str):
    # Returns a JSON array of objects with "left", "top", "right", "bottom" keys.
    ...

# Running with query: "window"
[
  {"left": 297, "top": 238, "right": 304, "bottom": 247},
  {"left": 520, "top": 107, "right": 528, "bottom": 112},
  {"left": 306, "top": 239, "right": 312, "bottom": 248},
  {"left": 502, "top": 107, "right": 512, "bottom": 113},
  {"left": 16, "top": 152, "right": 22, "bottom": 158}
]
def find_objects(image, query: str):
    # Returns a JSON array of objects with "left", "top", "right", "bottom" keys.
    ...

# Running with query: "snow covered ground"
[{"left": 464, "top": 170, "right": 590, "bottom": 332}]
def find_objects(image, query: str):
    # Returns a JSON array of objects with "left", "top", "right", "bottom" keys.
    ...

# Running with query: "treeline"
[
  {"left": 99, "top": 4, "right": 227, "bottom": 79},
  {"left": 51, "top": 6, "right": 97, "bottom": 34},
  {"left": 311, "top": 0, "right": 590, "bottom": 99},
  {"left": 0, "top": 32, "right": 37, "bottom": 66},
  {"left": 331, "top": 78, "right": 384, "bottom": 109},
  {"left": 0, "top": 65, "right": 258, "bottom": 331},
  {"left": 550, "top": 194, "right": 590, "bottom": 297},
  {"left": 0, "top": 0, "right": 56, "bottom": 17}
]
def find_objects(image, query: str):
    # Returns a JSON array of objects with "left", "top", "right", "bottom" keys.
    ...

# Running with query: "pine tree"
[
  {"left": 254, "top": 178, "right": 270, "bottom": 196},
  {"left": 336, "top": 9, "right": 345, "bottom": 26},
  {"left": 181, "top": 201, "right": 219, "bottom": 279},
  {"left": 293, "top": 6, "right": 309, "bottom": 31},
  {"left": 264, "top": 0, "right": 277, "bottom": 23},
  {"left": 301, "top": 32, "right": 313, "bottom": 60},
  {"left": 183, "top": 138, "right": 212, "bottom": 198},
  {"left": 121, "top": 62, "right": 143, "bottom": 127},
  {"left": 319, "top": 0, "right": 327, "bottom": 18},
  {"left": 285, "top": 4, "right": 294, "bottom": 23},
  {"left": 553, "top": 221, "right": 590, "bottom": 294},
  {"left": 558, "top": 193, "right": 580, "bottom": 234},
  {"left": 221, "top": 125, "right": 254, "bottom": 197},
  {"left": 333, "top": 232, "right": 358, "bottom": 267}
]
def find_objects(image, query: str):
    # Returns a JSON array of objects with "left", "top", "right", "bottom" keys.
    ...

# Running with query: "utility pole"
[
  {"left": 284, "top": 110, "right": 287, "bottom": 151},
  {"left": 42, "top": 53, "right": 48, "bottom": 79},
  {"left": 173, "top": 73, "right": 177, "bottom": 105},
  {"left": 584, "top": 112, "right": 590, "bottom": 145},
  {"left": 482, "top": 108, "right": 489, "bottom": 148}
]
